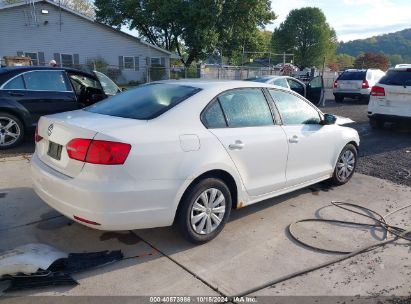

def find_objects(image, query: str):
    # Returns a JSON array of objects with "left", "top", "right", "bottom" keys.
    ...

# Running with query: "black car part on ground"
[
  {"left": 234, "top": 201, "right": 411, "bottom": 298},
  {"left": 2, "top": 250, "right": 123, "bottom": 292}
]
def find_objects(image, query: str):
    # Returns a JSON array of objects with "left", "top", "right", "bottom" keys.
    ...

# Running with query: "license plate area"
[{"left": 47, "top": 141, "right": 63, "bottom": 160}]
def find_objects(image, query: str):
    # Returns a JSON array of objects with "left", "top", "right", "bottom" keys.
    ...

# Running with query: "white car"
[
  {"left": 31, "top": 81, "right": 360, "bottom": 243},
  {"left": 333, "top": 69, "right": 385, "bottom": 102},
  {"left": 368, "top": 67, "right": 411, "bottom": 128}
]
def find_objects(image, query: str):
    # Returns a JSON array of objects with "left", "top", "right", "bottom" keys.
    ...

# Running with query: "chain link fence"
[{"left": 1, "top": 57, "right": 338, "bottom": 88}]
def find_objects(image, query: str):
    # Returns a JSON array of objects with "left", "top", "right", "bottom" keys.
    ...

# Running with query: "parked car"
[
  {"left": 368, "top": 66, "right": 411, "bottom": 128},
  {"left": 31, "top": 80, "right": 360, "bottom": 244},
  {"left": 246, "top": 75, "right": 324, "bottom": 105},
  {"left": 333, "top": 69, "right": 385, "bottom": 102},
  {"left": 0, "top": 66, "right": 121, "bottom": 149}
]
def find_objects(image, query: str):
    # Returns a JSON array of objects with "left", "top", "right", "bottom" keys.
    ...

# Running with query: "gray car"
[{"left": 246, "top": 75, "right": 324, "bottom": 105}]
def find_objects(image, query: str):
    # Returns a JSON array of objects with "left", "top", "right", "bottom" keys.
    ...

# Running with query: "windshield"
[
  {"left": 94, "top": 71, "right": 120, "bottom": 96},
  {"left": 338, "top": 71, "right": 366, "bottom": 81},
  {"left": 85, "top": 83, "right": 201, "bottom": 120},
  {"left": 379, "top": 70, "right": 411, "bottom": 86}
]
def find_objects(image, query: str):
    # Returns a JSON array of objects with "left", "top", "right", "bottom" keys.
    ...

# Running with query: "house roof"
[{"left": 0, "top": 0, "right": 177, "bottom": 57}]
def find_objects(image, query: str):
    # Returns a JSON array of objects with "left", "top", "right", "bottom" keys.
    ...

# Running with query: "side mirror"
[
  {"left": 321, "top": 113, "right": 336, "bottom": 125},
  {"left": 121, "top": 87, "right": 127, "bottom": 92}
]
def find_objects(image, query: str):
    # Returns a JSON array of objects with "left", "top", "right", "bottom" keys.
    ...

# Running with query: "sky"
[{"left": 269, "top": 0, "right": 411, "bottom": 42}]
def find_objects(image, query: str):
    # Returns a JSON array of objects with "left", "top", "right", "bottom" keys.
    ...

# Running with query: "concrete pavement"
[{"left": 0, "top": 155, "right": 410, "bottom": 298}]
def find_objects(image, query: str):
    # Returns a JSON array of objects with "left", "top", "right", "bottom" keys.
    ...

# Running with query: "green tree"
[
  {"left": 335, "top": 53, "right": 355, "bottom": 70},
  {"left": 272, "top": 7, "right": 337, "bottom": 69},
  {"left": 388, "top": 54, "right": 404, "bottom": 67},
  {"left": 94, "top": 0, "right": 275, "bottom": 67},
  {"left": 354, "top": 53, "right": 390, "bottom": 70}
]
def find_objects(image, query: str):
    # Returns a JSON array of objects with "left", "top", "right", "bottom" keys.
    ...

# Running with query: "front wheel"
[
  {"left": 0, "top": 112, "right": 25, "bottom": 150},
  {"left": 330, "top": 144, "right": 358, "bottom": 186},
  {"left": 176, "top": 178, "right": 232, "bottom": 244}
]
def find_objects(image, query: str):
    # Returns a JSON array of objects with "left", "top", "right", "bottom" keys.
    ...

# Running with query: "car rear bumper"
[
  {"left": 368, "top": 113, "right": 411, "bottom": 123},
  {"left": 31, "top": 153, "right": 182, "bottom": 230},
  {"left": 333, "top": 89, "right": 370, "bottom": 99}
]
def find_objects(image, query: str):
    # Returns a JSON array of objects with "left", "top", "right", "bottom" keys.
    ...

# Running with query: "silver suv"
[{"left": 333, "top": 69, "right": 385, "bottom": 102}]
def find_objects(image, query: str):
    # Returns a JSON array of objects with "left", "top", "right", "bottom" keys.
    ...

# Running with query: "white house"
[{"left": 0, "top": 0, "right": 175, "bottom": 84}]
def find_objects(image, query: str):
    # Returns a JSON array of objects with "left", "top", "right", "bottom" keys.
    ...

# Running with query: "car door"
[
  {"left": 306, "top": 76, "right": 324, "bottom": 105},
  {"left": 287, "top": 78, "right": 306, "bottom": 96},
  {"left": 21, "top": 70, "right": 78, "bottom": 123},
  {"left": 204, "top": 88, "right": 288, "bottom": 196},
  {"left": 268, "top": 89, "right": 338, "bottom": 187}
]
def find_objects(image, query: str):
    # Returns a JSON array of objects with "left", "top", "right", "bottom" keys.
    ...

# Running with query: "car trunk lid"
[{"left": 35, "top": 110, "right": 145, "bottom": 178}]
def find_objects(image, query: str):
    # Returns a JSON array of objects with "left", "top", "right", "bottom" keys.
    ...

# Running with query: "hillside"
[{"left": 338, "top": 28, "right": 411, "bottom": 62}]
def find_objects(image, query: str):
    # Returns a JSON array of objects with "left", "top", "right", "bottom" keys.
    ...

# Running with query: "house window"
[
  {"left": 61, "top": 54, "right": 73, "bottom": 67},
  {"left": 124, "top": 56, "right": 135, "bottom": 70},
  {"left": 151, "top": 57, "right": 161, "bottom": 66},
  {"left": 25, "top": 52, "right": 38, "bottom": 66}
]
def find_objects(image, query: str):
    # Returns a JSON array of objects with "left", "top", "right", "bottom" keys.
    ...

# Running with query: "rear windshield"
[
  {"left": 379, "top": 70, "right": 411, "bottom": 86},
  {"left": 338, "top": 71, "right": 366, "bottom": 81},
  {"left": 85, "top": 83, "right": 201, "bottom": 120}
]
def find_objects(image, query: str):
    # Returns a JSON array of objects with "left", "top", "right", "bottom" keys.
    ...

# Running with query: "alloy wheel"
[
  {"left": 336, "top": 150, "right": 355, "bottom": 181},
  {"left": 0, "top": 117, "right": 21, "bottom": 147},
  {"left": 190, "top": 188, "right": 226, "bottom": 235}
]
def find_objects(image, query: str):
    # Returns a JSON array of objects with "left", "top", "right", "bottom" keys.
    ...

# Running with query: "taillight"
[
  {"left": 66, "top": 138, "right": 131, "bottom": 165},
  {"left": 371, "top": 86, "right": 385, "bottom": 97},
  {"left": 35, "top": 125, "right": 43, "bottom": 142},
  {"left": 362, "top": 80, "right": 369, "bottom": 89},
  {"left": 333, "top": 80, "right": 338, "bottom": 88},
  {"left": 66, "top": 138, "right": 91, "bottom": 162}
]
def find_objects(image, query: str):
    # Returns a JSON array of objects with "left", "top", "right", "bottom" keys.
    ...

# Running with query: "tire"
[
  {"left": 0, "top": 112, "right": 25, "bottom": 150},
  {"left": 330, "top": 144, "right": 358, "bottom": 186},
  {"left": 335, "top": 95, "right": 344, "bottom": 103},
  {"left": 369, "top": 117, "right": 384, "bottom": 129},
  {"left": 176, "top": 178, "right": 232, "bottom": 244},
  {"left": 362, "top": 95, "right": 371, "bottom": 103}
]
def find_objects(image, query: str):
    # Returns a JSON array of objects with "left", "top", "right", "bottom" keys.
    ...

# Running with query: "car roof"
[
  {"left": 156, "top": 79, "right": 285, "bottom": 90},
  {"left": 0, "top": 66, "right": 95, "bottom": 77}
]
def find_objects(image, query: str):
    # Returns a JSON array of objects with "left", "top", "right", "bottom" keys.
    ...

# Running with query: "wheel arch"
[
  {"left": 173, "top": 169, "right": 240, "bottom": 224},
  {"left": 0, "top": 106, "right": 29, "bottom": 129}
]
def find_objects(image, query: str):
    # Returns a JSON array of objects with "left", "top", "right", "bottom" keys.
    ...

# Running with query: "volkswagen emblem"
[{"left": 47, "top": 124, "right": 54, "bottom": 136}]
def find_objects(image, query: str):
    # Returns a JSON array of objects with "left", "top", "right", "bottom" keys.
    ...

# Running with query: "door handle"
[
  {"left": 8, "top": 91, "right": 25, "bottom": 97},
  {"left": 289, "top": 135, "right": 299, "bottom": 143},
  {"left": 229, "top": 140, "right": 244, "bottom": 150}
]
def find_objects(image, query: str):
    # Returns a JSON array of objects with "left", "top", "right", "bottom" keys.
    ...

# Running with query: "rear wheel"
[
  {"left": 0, "top": 112, "right": 25, "bottom": 150},
  {"left": 176, "top": 178, "right": 232, "bottom": 244},
  {"left": 330, "top": 144, "right": 357, "bottom": 186},
  {"left": 335, "top": 95, "right": 344, "bottom": 103},
  {"left": 369, "top": 117, "right": 384, "bottom": 129}
]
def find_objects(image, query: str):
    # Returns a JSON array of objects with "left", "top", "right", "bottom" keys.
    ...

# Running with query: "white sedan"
[{"left": 31, "top": 81, "right": 360, "bottom": 243}]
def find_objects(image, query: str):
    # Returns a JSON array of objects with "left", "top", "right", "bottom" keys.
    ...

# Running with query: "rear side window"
[
  {"left": 379, "top": 70, "right": 411, "bottom": 86},
  {"left": 273, "top": 78, "right": 289, "bottom": 88},
  {"left": 3, "top": 75, "right": 25, "bottom": 89},
  {"left": 218, "top": 88, "right": 273, "bottom": 127},
  {"left": 24, "top": 71, "right": 71, "bottom": 91},
  {"left": 202, "top": 101, "right": 227, "bottom": 128},
  {"left": 86, "top": 83, "right": 201, "bottom": 120},
  {"left": 338, "top": 71, "right": 366, "bottom": 81}
]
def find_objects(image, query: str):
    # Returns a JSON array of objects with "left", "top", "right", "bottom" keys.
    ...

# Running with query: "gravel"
[
  {"left": 1, "top": 90, "right": 410, "bottom": 187},
  {"left": 322, "top": 90, "right": 411, "bottom": 187}
]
